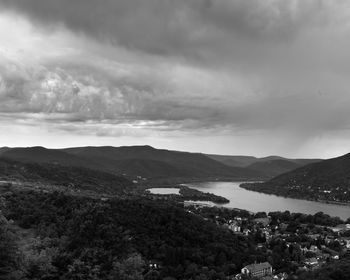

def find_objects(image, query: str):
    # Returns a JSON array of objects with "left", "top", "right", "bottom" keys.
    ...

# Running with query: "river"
[{"left": 184, "top": 181, "right": 350, "bottom": 220}]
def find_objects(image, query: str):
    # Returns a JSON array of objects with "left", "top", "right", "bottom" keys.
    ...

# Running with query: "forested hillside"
[
  {"left": 0, "top": 158, "right": 132, "bottom": 194},
  {"left": 1, "top": 186, "right": 350, "bottom": 279},
  {"left": 241, "top": 152, "right": 350, "bottom": 203},
  {"left": 0, "top": 190, "right": 259, "bottom": 279},
  {"left": 0, "top": 146, "right": 264, "bottom": 181}
]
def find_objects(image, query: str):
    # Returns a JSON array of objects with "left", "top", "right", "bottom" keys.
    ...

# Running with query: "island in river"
[{"left": 146, "top": 184, "right": 229, "bottom": 204}]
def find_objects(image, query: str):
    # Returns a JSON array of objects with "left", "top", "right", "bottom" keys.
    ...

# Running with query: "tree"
[
  {"left": 144, "top": 269, "right": 160, "bottom": 280},
  {"left": 108, "top": 254, "right": 145, "bottom": 280},
  {"left": 0, "top": 212, "right": 22, "bottom": 277}
]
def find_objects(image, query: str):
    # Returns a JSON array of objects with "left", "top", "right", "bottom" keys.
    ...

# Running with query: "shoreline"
[{"left": 239, "top": 183, "right": 350, "bottom": 207}]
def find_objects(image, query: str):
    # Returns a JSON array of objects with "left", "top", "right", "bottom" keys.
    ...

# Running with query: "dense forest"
[
  {"left": 1, "top": 187, "right": 350, "bottom": 279},
  {"left": 0, "top": 189, "right": 260, "bottom": 279}
]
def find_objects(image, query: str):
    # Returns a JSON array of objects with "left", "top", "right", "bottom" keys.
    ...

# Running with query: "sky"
[{"left": 0, "top": 0, "right": 350, "bottom": 158}]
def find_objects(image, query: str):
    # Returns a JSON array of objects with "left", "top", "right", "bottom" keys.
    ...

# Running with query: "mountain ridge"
[
  {"left": 0, "top": 145, "right": 264, "bottom": 181},
  {"left": 207, "top": 153, "right": 322, "bottom": 167},
  {"left": 0, "top": 145, "right": 323, "bottom": 182}
]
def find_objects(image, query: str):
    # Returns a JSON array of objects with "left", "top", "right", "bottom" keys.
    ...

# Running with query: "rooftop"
[{"left": 244, "top": 262, "right": 272, "bottom": 273}]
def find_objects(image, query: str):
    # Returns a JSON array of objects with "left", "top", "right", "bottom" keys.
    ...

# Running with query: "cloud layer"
[
  {"left": 0, "top": 1, "right": 344, "bottom": 54},
  {"left": 0, "top": 0, "right": 350, "bottom": 157}
]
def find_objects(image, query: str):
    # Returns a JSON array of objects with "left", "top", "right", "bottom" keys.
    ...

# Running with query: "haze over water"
[{"left": 185, "top": 182, "right": 350, "bottom": 220}]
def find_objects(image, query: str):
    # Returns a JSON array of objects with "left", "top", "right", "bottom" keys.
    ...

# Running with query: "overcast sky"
[{"left": 0, "top": 0, "right": 350, "bottom": 158}]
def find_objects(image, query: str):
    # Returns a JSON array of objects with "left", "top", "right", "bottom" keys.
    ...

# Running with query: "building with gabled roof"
[{"left": 241, "top": 262, "right": 272, "bottom": 278}]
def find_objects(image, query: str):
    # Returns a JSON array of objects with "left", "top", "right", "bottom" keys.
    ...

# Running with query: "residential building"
[{"left": 241, "top": 262, "right": 272, "bottom": 278}]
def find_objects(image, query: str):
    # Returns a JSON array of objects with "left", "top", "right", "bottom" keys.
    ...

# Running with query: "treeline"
[
  {"left": 268, "top": 210, "right": 348, "bottom": 227},
  {"left": 240, "top": 181, "right": 350, "bottom": 204}
]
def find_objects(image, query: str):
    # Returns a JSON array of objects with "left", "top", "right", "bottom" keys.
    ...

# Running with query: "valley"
[{"left": 1, "top": 145, "right": 350, "bottom": 280}]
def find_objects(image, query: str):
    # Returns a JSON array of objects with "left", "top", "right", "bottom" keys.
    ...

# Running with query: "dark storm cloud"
[
  {"left": 0, "top": 0, "right": 335, "bottom": 58},
  {"left": 1, "top": 0, "right": 350, "bottom": 156}
]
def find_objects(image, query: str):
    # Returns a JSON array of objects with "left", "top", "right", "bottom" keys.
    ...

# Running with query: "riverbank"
[
  {"left": 186, "top": 181, "right": 350, "bottom": 220},
  {"left": 240, "top": 182, "right": 350, "bottom": 207}
]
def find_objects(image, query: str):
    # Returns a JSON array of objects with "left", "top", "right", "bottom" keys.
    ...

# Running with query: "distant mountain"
[
  {"left": 207, "top": 154, "right": 322, "bottom": 178},
  {"left": 0, "top": 146, "right": 263, "bottom": 181},
  {"left": 207, "top": 154, "right": 321, "bottom": 167},
  {"left": 246, "top": 159, "right": 301, "bottom": 178},
  {"left": 0, "top": 145, "right": 323, "bottom": 182},
  {"left": 63, "top": 146, "right": 263, "bottom": 180},
  {"left": 0, "top": 158, "right": 132, "bottom": 194},
  {"left": 241, "top": 152, "right": 350, "bottom": 203},
  {"left": 206, "top": 154, "right": 258, "bottom": 168},
  {"left": 0, "top": 146, "right": 99, "bottom": 169}
]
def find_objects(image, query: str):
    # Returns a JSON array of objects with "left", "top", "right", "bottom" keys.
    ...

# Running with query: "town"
[{"left": 184, "top": 203, "right": 350, "bottom": 280}]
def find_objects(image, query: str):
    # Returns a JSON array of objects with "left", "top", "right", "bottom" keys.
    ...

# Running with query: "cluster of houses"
[
  {"left": 228, "top": 230, "right": 349, "bottom": 279},
  {"left": 186, "top": 208, "right": 350, "bottom": 279}
]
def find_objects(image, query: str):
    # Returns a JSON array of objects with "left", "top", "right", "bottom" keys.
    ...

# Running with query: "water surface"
[{"left": 184, "top": 182, "right": 350, "bottom": 220}]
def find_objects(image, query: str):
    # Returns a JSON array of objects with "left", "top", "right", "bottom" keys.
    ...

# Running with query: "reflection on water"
[{"left": 185, "top": 182, "right": 350, "bottom": 220}]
